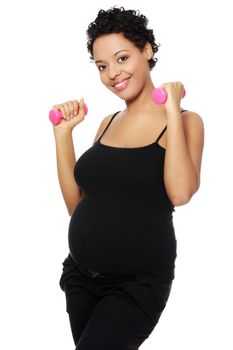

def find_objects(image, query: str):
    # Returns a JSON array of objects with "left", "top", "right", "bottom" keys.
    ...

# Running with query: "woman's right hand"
[{"left": 52, "top": 98, "right": 86, "bottom": 133}]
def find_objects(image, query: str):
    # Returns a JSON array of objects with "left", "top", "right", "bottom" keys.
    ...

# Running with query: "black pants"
[{"left": 59, "top": 253, "right": 174, "bottom": 350}]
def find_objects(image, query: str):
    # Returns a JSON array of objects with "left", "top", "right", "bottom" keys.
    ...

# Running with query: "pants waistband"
[{"left": 74, "top": 259, "right": 136, "bottom": 280}]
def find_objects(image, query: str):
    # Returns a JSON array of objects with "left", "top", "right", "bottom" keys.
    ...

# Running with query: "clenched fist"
[{"left": 52, "top": 98, "right": 87, "bottom": 133}]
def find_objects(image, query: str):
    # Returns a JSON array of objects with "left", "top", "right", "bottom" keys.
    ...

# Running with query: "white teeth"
[{"left": 114, "top": 79, "right": 128, "bottom": 87}]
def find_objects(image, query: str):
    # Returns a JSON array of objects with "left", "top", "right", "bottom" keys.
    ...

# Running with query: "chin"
[{"left": 121, "top": 88, "right": 142, "bottom": 103}]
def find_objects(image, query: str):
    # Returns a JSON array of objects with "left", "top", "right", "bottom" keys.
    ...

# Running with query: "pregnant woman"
[{"left": 52, "top": 6, "right": 204, "bottom": 350}]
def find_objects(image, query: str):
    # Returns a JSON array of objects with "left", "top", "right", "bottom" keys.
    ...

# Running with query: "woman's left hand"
[{"left": 159, "top": 81, "right": 185, "bottom": 111}]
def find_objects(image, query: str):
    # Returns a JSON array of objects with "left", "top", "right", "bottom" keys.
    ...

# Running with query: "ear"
[{"left": 143, "top": 42, "right": 153, "bottom": 61}]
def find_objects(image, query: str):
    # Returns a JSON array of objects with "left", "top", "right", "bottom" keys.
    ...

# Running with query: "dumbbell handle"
[
  {"left": 49, "top": 103, "right": 88, "bottom": 125},
  {"left": 152, "top": 88, "right": 186, "bottom": 105}
]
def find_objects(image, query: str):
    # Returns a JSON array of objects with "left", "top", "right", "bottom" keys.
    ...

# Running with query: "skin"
[{"left": 92, "top": 32, "right": 204, "bottom": 205}]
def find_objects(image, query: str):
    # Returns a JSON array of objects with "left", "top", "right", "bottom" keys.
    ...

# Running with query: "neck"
[{"left": 123, "top": 76, "right": 166, "bottom": 117}]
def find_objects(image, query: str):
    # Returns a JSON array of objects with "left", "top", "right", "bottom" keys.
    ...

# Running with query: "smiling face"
[{"left": 93, "top": 33, "right": 153, "bottom": 102}]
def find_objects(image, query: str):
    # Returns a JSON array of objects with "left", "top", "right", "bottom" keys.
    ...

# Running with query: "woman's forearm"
[
  {"left": 164, "top": 109, "right": 199, "bottom": 205},
  {"left": 53, "top": 129, "right": 81, "bottom": 216}
]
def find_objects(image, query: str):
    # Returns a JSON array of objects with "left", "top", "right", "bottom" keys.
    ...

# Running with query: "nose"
[{"left": 108, "top": 63, "right": 121, "bottom": 80}]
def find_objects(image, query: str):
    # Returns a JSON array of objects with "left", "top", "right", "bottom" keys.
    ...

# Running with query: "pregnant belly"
[{"left": 68, "top": 196, "right": 177, "bottom": 275}]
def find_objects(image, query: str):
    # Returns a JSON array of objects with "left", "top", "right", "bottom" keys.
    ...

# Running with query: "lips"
[{"left": 112, "top": 77, "right": 131, "bottom": 87}]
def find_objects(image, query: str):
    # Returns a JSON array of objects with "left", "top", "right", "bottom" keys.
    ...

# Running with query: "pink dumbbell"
[
  {"left": 151, "top": 87, "right": 186, "bottom": 105},
  {"left": 49, "top": 103, "right": 88, "bottom": 125}
]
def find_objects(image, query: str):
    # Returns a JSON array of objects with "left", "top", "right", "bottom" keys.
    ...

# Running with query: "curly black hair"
[{"left": 86, "top": 6, "right": 161, "bottom": 71}]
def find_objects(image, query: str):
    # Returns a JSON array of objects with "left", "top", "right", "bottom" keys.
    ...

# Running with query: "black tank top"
[{"left": 68, "top": 109, "right": 188, "bottom": 276}]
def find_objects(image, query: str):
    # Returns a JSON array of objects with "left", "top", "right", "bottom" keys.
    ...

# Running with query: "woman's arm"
[
  {"left": 164, "top": 109, "right": 205, "bottom": 206},
  {"left": 53, "top": 129, "right": 81, "bottom": 216},
  {"left": 53, "top": 112, "right": 114, "bottom": 216}
]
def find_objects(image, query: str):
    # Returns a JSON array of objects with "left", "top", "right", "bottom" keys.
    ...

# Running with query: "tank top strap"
[
  {"left": 155, "top": 125, "right": 167, "bottom": 143},
  {"left": 97, "top": 111, "right": 121, "bottom": 142},
  {"left": 155, "top": 109, "right": 188, "bottom": 144}
]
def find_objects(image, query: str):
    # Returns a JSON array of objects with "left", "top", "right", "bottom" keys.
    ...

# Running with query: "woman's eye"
[
  {"left": 97, "top": 56, "right": 128, "bottom": 72},
  {"left": 98, "top": 65, "right": 106, "bottom": 72},
  {"left": 118, "top": 56, "right": 128, "bottom": 63}
]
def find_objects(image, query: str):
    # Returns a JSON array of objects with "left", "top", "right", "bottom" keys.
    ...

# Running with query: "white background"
[{"left": 0, "top": 0, "right": 232, "bottom": 349}]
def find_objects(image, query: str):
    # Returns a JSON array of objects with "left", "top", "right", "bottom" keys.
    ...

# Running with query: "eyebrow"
[{"left": 95, "top": 50, "right": 129, "bottom": 64}]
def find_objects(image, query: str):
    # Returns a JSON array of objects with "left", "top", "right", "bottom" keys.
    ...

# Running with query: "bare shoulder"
[
  {"left": 92, "top": 112, "right": 116, "bottom": 145},
  {"left": 181, "top": 109, "right": 204, "bottom": 123},
  {"left": 181, "top": 110, "right": 205, "bottom": 139},
  {"left": 181, "top": 110, "right": 205, "bottom": 189}
]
